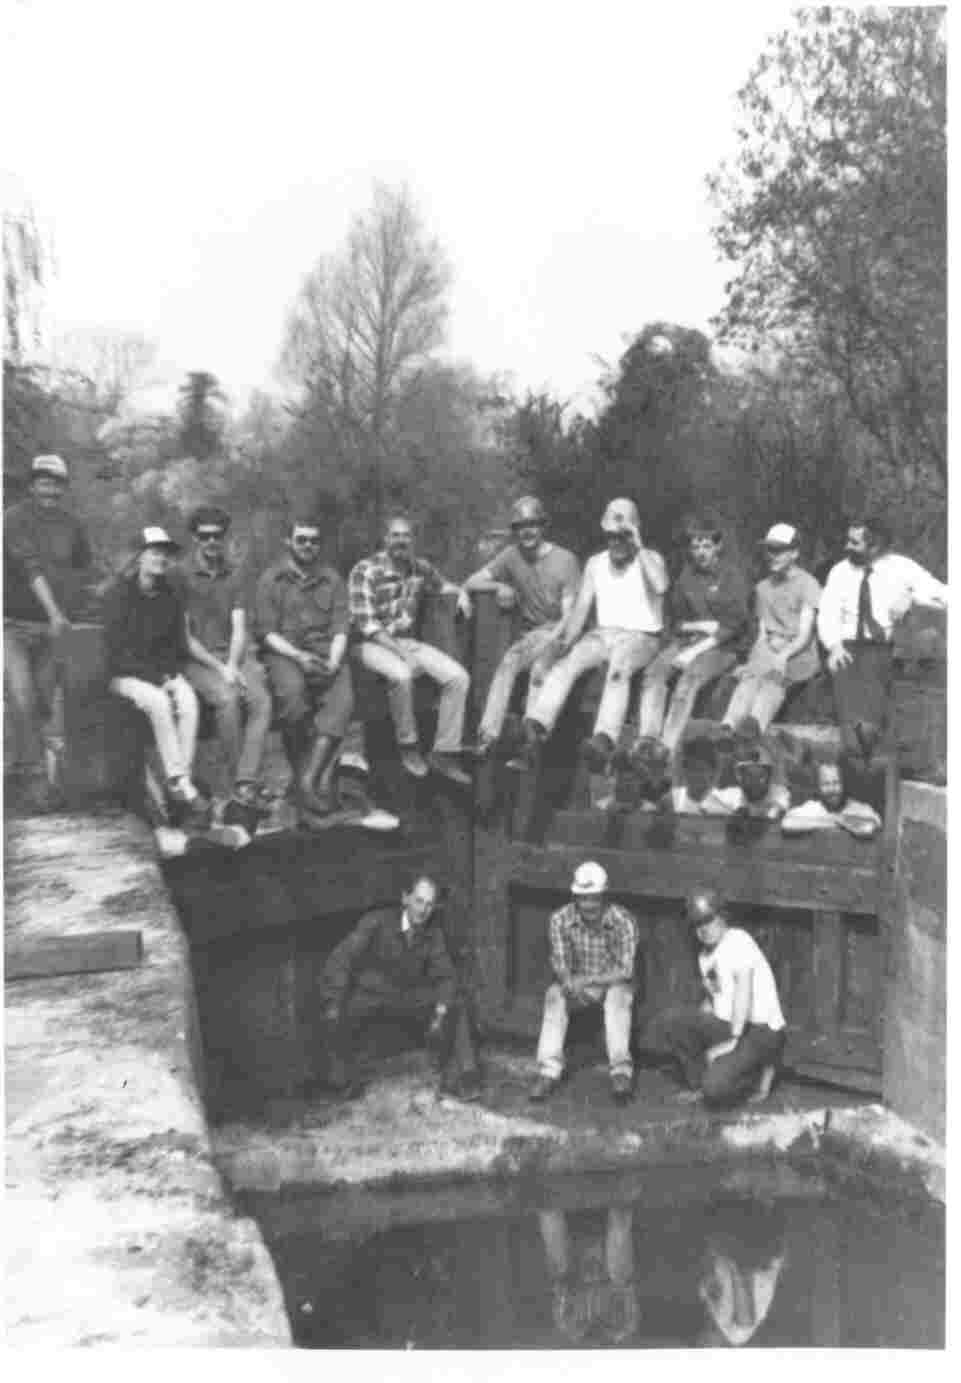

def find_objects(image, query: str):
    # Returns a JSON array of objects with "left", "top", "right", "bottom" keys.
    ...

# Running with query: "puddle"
[{"left": 239, "top": 1164, "right": 944, "bottom": 1349}]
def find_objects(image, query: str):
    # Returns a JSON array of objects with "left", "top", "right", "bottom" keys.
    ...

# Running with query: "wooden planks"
[{"left": 5, "top": 930, "right": 143, "bottom": 981}]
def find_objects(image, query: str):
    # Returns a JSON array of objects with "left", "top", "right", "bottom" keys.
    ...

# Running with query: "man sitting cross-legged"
[
  {"left": 657, "top": 890, "right": 786, "bottom": 1108},
  {"left": 519, "top": 499, "right": 668, "bottom": 775},
  {"left": 463, "top": 495, "right": 581, "bottom": 758},
  {"left": 317, "top": 874, "right": 483, "bottom": 1102},
  {"left": 530, "top": 861, "right": 639, "bottom": 1106}
]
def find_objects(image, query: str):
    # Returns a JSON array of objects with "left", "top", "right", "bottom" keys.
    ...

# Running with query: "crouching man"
[
  {"left": 658, "top": 890, "right": 786, "bottom": 1107},
  {"left": 530, "top": 861, "right": 638, "bottom": 1105},
  {"left": 317, "top": 874, "right": 483, "bottom": 1102}
]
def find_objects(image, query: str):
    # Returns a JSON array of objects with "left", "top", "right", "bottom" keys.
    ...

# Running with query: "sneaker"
[
  {"left": 356, "top": 807, "right": 400, "bottom": 832},
  {"left": 339, "top": 749, "right": 370, "bottom": 775},
  {"left": 580, "top": 732, "right": 615, "bottom": 774},
  {"left": 529, "top": 1073, "right": 561, "bottom": 1102},
  {"left": 610, "top": 1072, "right": 634, "bottom": 1105},
  {"left": 399, "top": 746, "right": 429, "bottom": 778},
  {"left": 428, "top": 752, "right": 471, "bottom": 787},
  {"left": 222, "top": 796, "right": 261, "bottom": 835}
]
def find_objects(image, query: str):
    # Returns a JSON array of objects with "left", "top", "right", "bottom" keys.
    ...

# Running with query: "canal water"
[{"left": 241, "top": 1167, "right": 944, "bottom": 1349}]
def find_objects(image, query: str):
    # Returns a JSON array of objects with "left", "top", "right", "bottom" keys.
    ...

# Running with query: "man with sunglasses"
[
  {"left": 463, "top": 496, "right": 580, "bottom": 757},
  {"left": 255, "top": 518, "right": 354, "bottom": 827},
  {"left": 656, "top": 890, "right": 786, "bottom": 1108},
  {"left": 179, "top": 506, "right": 273, "bottom": 828}
]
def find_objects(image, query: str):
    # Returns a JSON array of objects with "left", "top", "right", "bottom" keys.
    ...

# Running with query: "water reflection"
[
  {"left": 696, "top": 1203, "right": 787, "bottom": 1346},
  {"left": 539, "top": 1206, "right": 639, "bottom": 1345}
]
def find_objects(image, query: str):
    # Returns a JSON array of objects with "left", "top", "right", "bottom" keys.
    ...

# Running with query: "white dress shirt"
[{"left": 818, "top": 553, "right": 946, "bottom": 650}]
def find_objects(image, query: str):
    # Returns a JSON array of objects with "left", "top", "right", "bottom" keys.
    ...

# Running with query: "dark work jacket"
[
  {"left": 668, "top": 559, "right": 751, "bottom": 651},
  {"left": 322, "top": 906, "right": 458, "bottom": 1008},
  {"left": 3, "top": 496, "right": 92, "bottom": 621},
  {"left": 102, "top": 572, "right": 191, "bottom": 684}
]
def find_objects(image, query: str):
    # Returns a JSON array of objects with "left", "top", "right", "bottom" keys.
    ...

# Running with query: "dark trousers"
[
  {"left": 658, "top": 1005, "right": 786, "bottom": 1108},
  {"left": 262, "top": 652, "right": 354, "bottom": 739},
  {"left": 323, "top": 983, "right": 480, "bottom": 1083},
  {"left": 830, "top": 642, "right": 894, "bottom": 752}
]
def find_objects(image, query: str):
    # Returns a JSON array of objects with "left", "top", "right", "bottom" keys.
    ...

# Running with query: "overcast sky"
[{"left": 6, "top": 0, "right": 797, "bottom": 413}]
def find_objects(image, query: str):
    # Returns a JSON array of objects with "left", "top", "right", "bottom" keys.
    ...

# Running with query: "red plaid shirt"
[
  {"left": 348, "top": 549, "right": 445, "bottom": 638},
  {"left": 548, "top": 902, "right": 638, "bottom": 981}
]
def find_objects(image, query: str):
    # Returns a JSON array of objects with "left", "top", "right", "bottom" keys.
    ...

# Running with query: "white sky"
[{"left": 5, "top": 0, "right": 798, "bottom": 414}]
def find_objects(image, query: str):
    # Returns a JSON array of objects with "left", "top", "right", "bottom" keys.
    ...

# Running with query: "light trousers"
[
  {"left": 636, "top": 642, "right": 737, "bottom": 749},
  {"left": 536, "top": 980, "right": 634, "bottom": 1080},
  {"left": 721, "top": 674, "right": 789, "bottom": 734},
  {"left": 184, "top": 655, "right": 273, "bottom": 788},
  {"left": 528, "top": 628, "right": 661, "bottom": 742},
  {"left": 477, "top": 625, "right": 561, "bottom": 741},
  {"left": 353, "top": 637, "right": 469, "bottom": 753},
  {"left": 109, "top": 674, "right": 199, "bottom": 783}
]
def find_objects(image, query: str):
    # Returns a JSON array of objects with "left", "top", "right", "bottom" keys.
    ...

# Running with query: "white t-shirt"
[
  {"left": 587, "top": 551, "right": 665, "bottom": 633},
  {"left": 699, "top": 926, "right": 785, "bottom": 1031}
]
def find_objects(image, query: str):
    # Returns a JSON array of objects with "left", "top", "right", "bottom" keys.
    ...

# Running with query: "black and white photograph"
[{"left": 3, "top": 0, "right": 947, "bottom": 1354}]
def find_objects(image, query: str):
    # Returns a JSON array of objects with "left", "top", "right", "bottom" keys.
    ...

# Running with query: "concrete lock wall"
[{"left": 884, "top": 782, "right": 946, "bottom": 1144}]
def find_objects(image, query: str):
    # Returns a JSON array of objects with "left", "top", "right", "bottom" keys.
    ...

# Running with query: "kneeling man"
[
  {"left": 318, "top": 874, "right": 483, "bottom": 1101},
  {"left": 530, "top": 861, "right": 639, "bottom": 1105},
  {"left": 660, "top": 890, "right": 786, "bottom": 1107}
]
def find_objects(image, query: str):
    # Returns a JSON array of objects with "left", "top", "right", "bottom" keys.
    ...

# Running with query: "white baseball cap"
[
  {"left": 138, "top": 526, "right": 181, "bottom": 553},
  {"left": 571, "top": 860, "right": 609, "bottom": 895},
  {"left": 762, "top": 523, "right": 799, "bottom": 549},
  {"left": 31, "top": 453, "right": 68, "bottom": 480}
]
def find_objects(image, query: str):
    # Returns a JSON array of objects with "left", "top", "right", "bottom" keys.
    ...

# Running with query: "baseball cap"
[
  {"left": 510, "top": 495, "right": 546, "bottom": 527},
  {"left": 31, "top": 453, "right": 68, "bottom": 481},
  {"left": 684, "top": 888, "right": 722, "bottom": 927},
  {"left": 601, "top": 498, "right": 640, "bottom": 536},
  {"left": 571, "top": 860, "right": 609, "bottom": 895},
  {"left": 762, "top": 523, "right": 799, "bottom": 550},
  {"left": 138, "top": 526, "right": 181, "bottom": 553}
]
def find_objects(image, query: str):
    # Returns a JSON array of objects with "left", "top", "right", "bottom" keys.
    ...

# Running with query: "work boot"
[
  {"left": 298, "top": 734, "right": 339, "bottom": 815},
  {"left": 610, "top": 1072, "right": 634, "bottom": 1105},
  {"left": 507, "top": 718, "right": 546, "bottom": 772},
  {"left": 399, "top": 745, "right": 429, "bottom": 778},
  {"left": 580, "top": 732, "right": 615, "bottom": 775},
  {"left": 855, "top": 720, "right": 881, "bottom": 763},
  {"left": 529, "top": 1072, "right": 562, "bottom": 1102},
  {"left": 428, "top": 751, "right": 471, "bottom": 787}
]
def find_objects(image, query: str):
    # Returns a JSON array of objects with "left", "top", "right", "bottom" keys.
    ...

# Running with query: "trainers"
[
  {"left": 529, "top": 1073, "right": 561, "bottom": 1102},
  {"left": 610, "top": 1072, "right": 634, "bottom": 1105},
  {"left": 580, "top": 732, "right": 615, "bottom": 774},
  {"left": 400, "top": 746, "right": 429, "bottom": 778},
  {"left": 356, "top": 807, "right": 400, "bottom": 832},
  {"left": 428, "top": 752, "right": 471, "bottom": 787}
]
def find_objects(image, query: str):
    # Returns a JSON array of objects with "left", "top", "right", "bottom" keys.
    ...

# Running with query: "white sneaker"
[
  {"left": 357, "top": 807, "right": 400, "bottom": 832},
  {"left": 339, "top": 749, "right": 370, "bottom": 775}
]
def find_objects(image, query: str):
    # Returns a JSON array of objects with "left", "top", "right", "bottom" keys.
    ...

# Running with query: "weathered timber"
[{"left": 5, "top": 929, "right": 143, "bottom": 981}]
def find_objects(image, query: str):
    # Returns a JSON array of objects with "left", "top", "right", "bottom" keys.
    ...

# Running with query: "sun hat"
[{"left": 571, "top": 860, "right": 609, "bottom": 895}]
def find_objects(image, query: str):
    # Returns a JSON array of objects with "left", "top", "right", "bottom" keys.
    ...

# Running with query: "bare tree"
[
  {"left": 280, "top": 182, "right": 452, "bottom": 539},
  {"left": 48, "top": 328, "right": 160, "bottom": 417}
]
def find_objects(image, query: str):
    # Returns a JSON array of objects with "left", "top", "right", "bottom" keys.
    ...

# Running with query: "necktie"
[{"left": 856, "top": 565, "right": 886, "bottom": 642}]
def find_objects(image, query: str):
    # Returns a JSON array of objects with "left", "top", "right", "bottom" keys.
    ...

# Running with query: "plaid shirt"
[
  {"left": 548, "top": 902, "right": 638, "bottom": 982},
  {"left": 348, "top": 549, "right": 445, "bottom": 639}
]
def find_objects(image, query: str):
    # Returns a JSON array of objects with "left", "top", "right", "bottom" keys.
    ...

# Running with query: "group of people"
[
  {"left": 311, "top": 860, "right": 786, "bottom": 1113},
  {"left": 3, "top": 452, "right": 947, "bottom": 838}
]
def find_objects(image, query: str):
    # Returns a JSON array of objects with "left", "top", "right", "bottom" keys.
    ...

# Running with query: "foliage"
[
  {"left": 177, "top": 370, "right": 228, "bottom": 460},
  {"left": 709, "top": 6, "right": 946, "bottom": 566}
]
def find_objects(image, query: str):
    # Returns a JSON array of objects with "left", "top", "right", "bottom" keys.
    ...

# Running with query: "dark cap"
[{"left": 684, "top": 889, "right": 723, "bottom": 927}]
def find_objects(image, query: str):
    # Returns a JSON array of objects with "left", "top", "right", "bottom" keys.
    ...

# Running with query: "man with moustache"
[
  {"left": 348, "top": 514, "right": 473, "bottom": 786},
  {"left": 463, "top": 495, "right": 580, "bottom": 757},
  {"left": 818, "top": 516, "right": 947, "bottom": 761}
]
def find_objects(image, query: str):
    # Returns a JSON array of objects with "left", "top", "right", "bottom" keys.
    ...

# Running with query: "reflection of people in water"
[
  {"left": 697, "top": 1202, "right": 787, "bottom": 1347},
  {"left": 538, "top": 1206, "right": 639, "bottom": 1344}
]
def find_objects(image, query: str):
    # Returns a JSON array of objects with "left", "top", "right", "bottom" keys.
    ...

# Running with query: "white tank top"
[{"left": 589, "top": 552, "right": 664, "bottom": 633}]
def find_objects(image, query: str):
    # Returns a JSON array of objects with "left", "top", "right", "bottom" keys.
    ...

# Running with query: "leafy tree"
[
  {"left": 177, "top": 370, "right": 228, "bottom": 460},
  {"left": 709, "top": 7, "right": 946, "bottom": 552}
]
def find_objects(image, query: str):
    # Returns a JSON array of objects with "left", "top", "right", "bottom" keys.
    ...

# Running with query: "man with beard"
[
  {"left": 518, "top": 498, "right": 669, "bottom": 774},
  {"left": 4, "top": 454, "right": 92, "bottom": 810},
  {"left": 632, "top": 517, "right": 750, "bottom": 782},
  {"left": 818, "top": 516, "right": 947, "bottom": 761},
  {"left": 717, "top": 523, "right": 821, "bottom": 749},
  {"left": 463, "top": 495, "right": 580, "bottom": 757},
  {"left": 348, "top": 514, "right": 473, "bottom": 786},
  {"left": 255, "top": 518, "right": 354, "bottom": 828},
  {"left": 781, "top": 758, "right": 881, "bottom": 839}
]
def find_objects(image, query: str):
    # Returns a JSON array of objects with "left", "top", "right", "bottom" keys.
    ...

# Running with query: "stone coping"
[{"left": 4, "top": 811, "right": 291, "bottom": 1347}]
